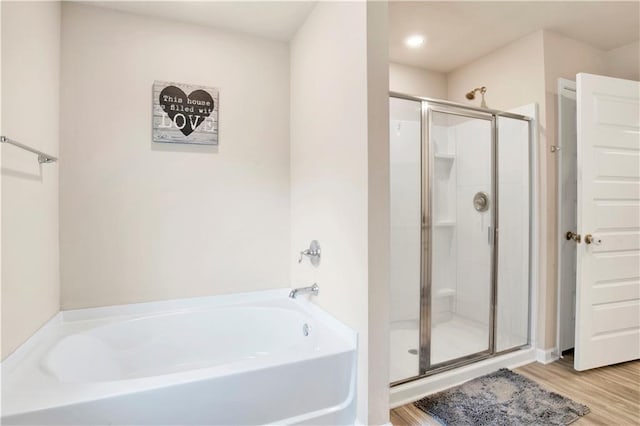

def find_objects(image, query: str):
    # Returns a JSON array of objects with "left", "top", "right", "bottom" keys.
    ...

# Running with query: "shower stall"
[{"left": 389, "top": 94, "right": 532, "bottom": 385}]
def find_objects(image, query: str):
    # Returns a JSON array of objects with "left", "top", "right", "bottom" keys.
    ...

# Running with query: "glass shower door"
[
  {"left": 426, "top": 108, "right": 494, "bottom": 368},
  {"left": 389, "top": 97, "right": 422, "bottom": 383}
]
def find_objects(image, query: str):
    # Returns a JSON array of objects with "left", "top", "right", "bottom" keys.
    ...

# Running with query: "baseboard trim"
[
  {"left": 535, "top": 347, "right": 559, "bottom": 364},
  {"left": 356, "top": 419, "right": 392, "bottom": 426},
  {"left": 355, "top": 418, "right": 391, "bottom": 426}
]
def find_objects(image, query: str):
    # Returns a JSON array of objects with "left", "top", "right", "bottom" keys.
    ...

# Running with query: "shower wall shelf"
[
  {"left": 434, "top": 153, "right": 455, "bottom": 160},
  {"left": 435, "top": 220, "right": 456, "bottom": 227},
  {"left": 436, "top": 288, "right": 456, "bottom": 298}
]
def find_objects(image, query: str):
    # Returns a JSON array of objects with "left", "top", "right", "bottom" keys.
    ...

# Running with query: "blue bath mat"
[{"left": 414, "top": 368, "right": 589, "bottom": 425}]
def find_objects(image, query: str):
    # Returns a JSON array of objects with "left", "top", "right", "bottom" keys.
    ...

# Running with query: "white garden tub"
[{"left": 1, "top": 289, "right": 357, "bottom": 425}]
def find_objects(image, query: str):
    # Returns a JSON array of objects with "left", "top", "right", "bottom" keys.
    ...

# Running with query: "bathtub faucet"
[{"left": 289, "top": 283, "right": 319, "bottom": 299}]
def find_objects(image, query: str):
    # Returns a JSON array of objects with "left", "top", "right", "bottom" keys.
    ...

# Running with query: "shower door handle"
[
  {"left": 421, "top": 214, "right": 429, "bottom": 230},
  {"left": 488, "top": 226, "right": 497, "bottom": 245}
]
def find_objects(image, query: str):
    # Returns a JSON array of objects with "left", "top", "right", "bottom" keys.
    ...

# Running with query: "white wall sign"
[{"left": 153, "top": 81, "right": 219, "bottom": 145}]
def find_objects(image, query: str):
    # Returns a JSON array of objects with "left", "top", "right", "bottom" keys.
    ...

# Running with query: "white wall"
[
  {"left": 543, "top": 31, "right": 606, "bottom": 91},
  {"left": 447, "top": 31, "right": 546, "bottom": 110},
  {"left": 1, "top": 1, "right": 61, "bottom": 360},
  {"left": 541, "top": 32, "right": 639, "bottom": 85},
  {"left": 290, "top": 2, "right": 389, "bottom": 423},
  {"left": 389, "top": 62, "right": 447, "bottom": 98},
  {"left": 59, "top": 3, "right": 290, "bottom": 309},
  {"left": 605, "top": 40, "right": 640, "bottom": 81},
  {"left": 365, "top": 3, "right": 390, "bottom": 423}
]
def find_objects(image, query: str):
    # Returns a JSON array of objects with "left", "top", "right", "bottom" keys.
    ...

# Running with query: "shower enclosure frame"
[{"left": 390, "top": 92, "right": 534, "bottom": 387}]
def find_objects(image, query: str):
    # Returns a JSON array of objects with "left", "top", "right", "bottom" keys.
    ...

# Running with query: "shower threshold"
[
  {"left": 390, "top": 317, "right": 488, "bottom": 383},
  {"left": 390, "top": 318, "right": 529, "bottom": 385}
]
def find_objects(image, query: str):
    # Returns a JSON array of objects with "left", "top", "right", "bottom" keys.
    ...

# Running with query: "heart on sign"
[{"left": 159, "top": 86, "right": 214, "bottom": 136}]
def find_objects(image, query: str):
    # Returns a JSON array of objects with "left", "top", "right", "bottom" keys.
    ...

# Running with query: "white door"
[{"left": 575, "top": 73, "right": 640, "bottom": 371}]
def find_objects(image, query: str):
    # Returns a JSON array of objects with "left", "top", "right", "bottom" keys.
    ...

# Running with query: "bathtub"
[{"left": 1, "top": 289, "right": 357, "bottom": 425}]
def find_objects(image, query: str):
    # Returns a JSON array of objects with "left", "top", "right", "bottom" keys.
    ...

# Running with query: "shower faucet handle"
[{"left": 298, "top": 240, "right": 321, "bottom": 266}]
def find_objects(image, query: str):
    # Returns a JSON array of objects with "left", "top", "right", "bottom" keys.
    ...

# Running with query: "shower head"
[{"left": 466, "top": 86, "right": 487, "bottom": 100}]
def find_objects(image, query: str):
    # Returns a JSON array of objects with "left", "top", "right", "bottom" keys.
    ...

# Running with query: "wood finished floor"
[{"left": 390, "top": 355, "right": 640, "bottom": 425}]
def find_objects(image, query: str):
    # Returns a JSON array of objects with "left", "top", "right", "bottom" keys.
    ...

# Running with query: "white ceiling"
[
  {"left": 86, "top": 1, "right": 316, "bottom": 42},
  {"left": 390, "top": 1, "right": 640, "bottom": 73}
]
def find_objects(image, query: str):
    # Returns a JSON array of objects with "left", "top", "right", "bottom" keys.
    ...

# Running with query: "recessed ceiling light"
[{"left": 405, "top": 35, "right": 425, "bottom": 48}]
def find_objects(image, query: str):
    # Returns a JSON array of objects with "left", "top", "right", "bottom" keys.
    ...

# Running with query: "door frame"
[{"left": 555, "top": 78, "right": 577, "bottom": 355}]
